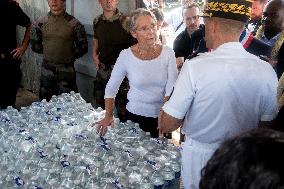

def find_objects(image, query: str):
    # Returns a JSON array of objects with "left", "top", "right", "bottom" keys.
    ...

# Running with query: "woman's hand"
[
  {"left": 93, "top": 115, "right": 114, "bottom": 136},
  {"left": 92, "top": 98, "right": 115, "bottom": 136}
]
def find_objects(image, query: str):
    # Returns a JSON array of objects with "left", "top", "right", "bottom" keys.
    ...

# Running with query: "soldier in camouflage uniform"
[
  {"left": 30, "top": 0, "right": 88, "bottom": 101},
  {"left": 92, "top": 0, "right": 135, "bottom": 122}
]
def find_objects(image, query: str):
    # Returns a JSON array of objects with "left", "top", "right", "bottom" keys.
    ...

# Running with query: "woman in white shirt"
[{"left": 96, "top": 8, "right": 178, "bottom": 138}]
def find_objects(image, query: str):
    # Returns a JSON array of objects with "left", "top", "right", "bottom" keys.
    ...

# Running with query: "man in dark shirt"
[
  {"left": 92, "top": 0, "right": 134, "bottom": 122},
  {"left": 0, "top": 0, "right": 31, "bottom": 109},
  {"left": 173, "top": 3, "right": 202, "bottom": 69}
]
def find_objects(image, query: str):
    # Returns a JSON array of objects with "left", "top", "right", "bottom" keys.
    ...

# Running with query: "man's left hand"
[{"left": 11, "top": 45, "right": 28, "bottom": 59}]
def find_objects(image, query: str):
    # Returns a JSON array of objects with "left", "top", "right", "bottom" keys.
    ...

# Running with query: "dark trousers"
[
  {"left": 40, "top": 61, "right": 77, "bottom": 101},
  {"left": 0, "top": 56, "right": 21, "bottom": 109},
  {"left": 126, "top": 110, "right": 159, "bottom": 138}
]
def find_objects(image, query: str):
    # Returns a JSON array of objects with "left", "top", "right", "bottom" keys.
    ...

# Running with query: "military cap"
[{"left": 202, "top": 0, "right": 252, "bottom": 22}]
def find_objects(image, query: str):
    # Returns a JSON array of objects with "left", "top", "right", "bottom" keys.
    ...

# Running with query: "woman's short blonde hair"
[{"left": 129, "top": 8, "right": 157, "bottom": 31}]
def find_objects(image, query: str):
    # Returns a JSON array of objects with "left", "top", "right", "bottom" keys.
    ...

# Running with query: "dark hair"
[
  {"left": 200, "top": 129, "right": 284, "bottom": 189},
  {"left": 150, "top": 8, "right": 164, "bottom": 22}
]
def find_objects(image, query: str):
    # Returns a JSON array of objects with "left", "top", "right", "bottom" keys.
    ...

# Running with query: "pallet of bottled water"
[{"left": 0, "top": 92, "right": 181, "bottom": 189}]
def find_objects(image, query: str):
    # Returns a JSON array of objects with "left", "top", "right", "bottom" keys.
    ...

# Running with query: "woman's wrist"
[{"left": 105, "top": 112, "right": 113, "bottom": 118}]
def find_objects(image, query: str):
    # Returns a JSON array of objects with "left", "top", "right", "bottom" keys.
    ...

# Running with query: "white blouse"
[{"left": 105, "top": 46, "right": 178, "bottom": 118}]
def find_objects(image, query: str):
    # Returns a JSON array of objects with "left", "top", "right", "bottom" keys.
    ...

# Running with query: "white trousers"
[{"left": 181, "top": 138, "right": 220, "bottom": 189}]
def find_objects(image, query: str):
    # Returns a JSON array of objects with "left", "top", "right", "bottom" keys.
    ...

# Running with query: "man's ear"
[{"left": 211, "top": 19, "right": 217, "bottom": 33}]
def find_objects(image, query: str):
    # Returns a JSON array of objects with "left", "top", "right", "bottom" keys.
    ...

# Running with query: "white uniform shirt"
[
  {"left": 105, "top": 46, "right": 178, "bottom": 118},
  {"left": 163, "top": 42, "right": 278, "bottom": 143}
]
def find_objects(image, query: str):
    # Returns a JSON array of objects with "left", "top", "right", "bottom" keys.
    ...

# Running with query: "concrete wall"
[{"left": 18, "top": 0, "right": 135, "bottom": 105}]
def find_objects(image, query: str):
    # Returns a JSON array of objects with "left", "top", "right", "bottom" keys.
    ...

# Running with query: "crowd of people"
[{"left": 1, "top": 0, "right": 284, "bottom": 188}]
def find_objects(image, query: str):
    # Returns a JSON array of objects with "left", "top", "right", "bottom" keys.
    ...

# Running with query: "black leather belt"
[{"left": 42, "top": 60, "right": 73, "bottom": 72}]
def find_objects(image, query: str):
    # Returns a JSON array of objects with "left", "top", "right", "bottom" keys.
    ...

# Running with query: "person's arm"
[
  {"left": 95, "top": 98, "right": 115, "bottom": 135},
  {"left": 165, "top": 48, "right": 178, "bottom": 98},
  {"left": 258, "top": 66, "right": 279, "bottom": 128},
  {"left": 30, "top": 21, "right": 43, "bottom": 54},
  {"left": 158, "top": 110, "right": 182, "bottom": 134},
  {"left": 92, "top": 50, "right": 128, "bottom": 135},
  {"left": 92, "top": 38, "right": 100, "bottom": 70},
  {"left": 11, "top": 22, "right": 31, "bottom": 59},
  {"left": 173, "top": 34, "right": 186, "bottom": 64},
  {"left": 176, "top": 57, "right": 184, "bottom": 70},
  {"left": 73, "top": 21, "right": 88, "bottom": 59},
  {"left": 159, "top": 61, "right": 196, "bottom": 135}
]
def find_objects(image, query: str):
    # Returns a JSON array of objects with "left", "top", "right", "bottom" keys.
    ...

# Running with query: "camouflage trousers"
[
  {"left": 94, "top": 63, "right": 129, "bottom": 122},
  {"left": 40, "top": 60, "right": 77, "bottom": 101}
]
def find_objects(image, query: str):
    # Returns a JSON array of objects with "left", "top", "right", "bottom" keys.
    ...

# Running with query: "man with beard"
[
  {"left": 256, "top": 0, "right": 284, "bottom": 78},
  {"left": 165, "top": 0, "right": 194, "bottom": 36},
  {"left": 173, "top": 3, "right": 203, "bottom": 69},
  {"left": 0, "top": 0, "right": 31, "bottom": 109}
]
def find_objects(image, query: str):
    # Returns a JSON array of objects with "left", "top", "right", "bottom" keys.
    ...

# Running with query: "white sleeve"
[
  {"left": 165, "top": 48, "right": 178, "bottom": 96},
  {"left": 260, "top": 68, "right": 278, "bottom": 121},
  {"left": 163, "top": 61, "right": 196, "bottom": 119},
  {"left": 104, "top": 50, "right": 127, "bottom": 99}
]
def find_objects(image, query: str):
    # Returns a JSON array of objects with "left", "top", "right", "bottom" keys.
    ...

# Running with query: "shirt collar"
[
  {"left": 49, "top": 11, "right": 66, "bottom": 17},
  {"left": 214, "top": 42, "right": 245, "bottom": 53},
  {"left": 101, "top": 9, "right": 121, "bottom": 22}
]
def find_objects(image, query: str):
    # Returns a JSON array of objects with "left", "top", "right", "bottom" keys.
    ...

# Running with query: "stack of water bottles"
[{"left": 0, "top": 92, "right": 181, "bottom": 189}]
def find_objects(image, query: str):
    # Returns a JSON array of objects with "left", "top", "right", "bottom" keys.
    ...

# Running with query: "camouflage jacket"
[{"left": 31, "top": 11, "right": 88, "bottom": 62}]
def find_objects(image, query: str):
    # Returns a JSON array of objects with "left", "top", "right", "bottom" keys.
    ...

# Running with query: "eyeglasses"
[{"left": 136, "top": 24, "right": 157, "bottom": 33}]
